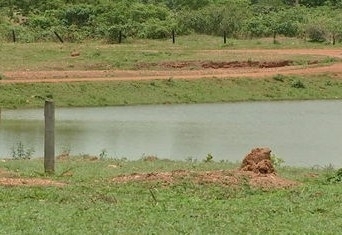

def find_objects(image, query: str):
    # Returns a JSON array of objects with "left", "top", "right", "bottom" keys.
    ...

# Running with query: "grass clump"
[
  {"left": 291, "top": 79, "right": 306, "bottom": 89},
  {"left": 326, "top": 168, "right": 342, "bottom": 183}
]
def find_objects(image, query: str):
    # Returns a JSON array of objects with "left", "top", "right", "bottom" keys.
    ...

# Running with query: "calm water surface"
[{"left": 1, "top": 100, "right": 341, "bottom": 167}]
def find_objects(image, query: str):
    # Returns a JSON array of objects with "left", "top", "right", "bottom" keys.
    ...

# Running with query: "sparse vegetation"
[{"left": 10, "top": 141, "right": 34, "bottom": 160}]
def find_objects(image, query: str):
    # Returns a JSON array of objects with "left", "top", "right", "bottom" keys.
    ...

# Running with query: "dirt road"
[{"left": 2, "top": 49, "right": 342, "bottom": 83}]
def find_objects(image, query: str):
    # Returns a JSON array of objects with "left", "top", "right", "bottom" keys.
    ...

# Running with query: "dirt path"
[{"left": 2, "top": 49, "right": 342, "bottom": 83}]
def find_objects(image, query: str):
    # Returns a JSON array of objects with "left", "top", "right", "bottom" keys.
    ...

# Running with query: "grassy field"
[{"left": 0, "top": 157, "right": 341, "bottom": 234}]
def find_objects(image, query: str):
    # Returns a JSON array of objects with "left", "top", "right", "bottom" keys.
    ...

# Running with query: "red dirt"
[
  {"left": 2, "top": 49, "right": 342, "bottom": 84},
  {"left": 0, "top": 168, "right": 65, "bottom": 187},
  {"left": 112, "top": 148, "right": 298, "bottom": 189},
  {"left": 240, "top": 147, "right": 275, "bottom": 174},
  {"left": 111, "top": 169, "right": 298, "bottom": 190}
]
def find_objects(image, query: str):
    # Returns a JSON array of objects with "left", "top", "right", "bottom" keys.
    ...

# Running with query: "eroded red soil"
[{"left": 0, "top": 168, "right": 65, "bottom": 187}]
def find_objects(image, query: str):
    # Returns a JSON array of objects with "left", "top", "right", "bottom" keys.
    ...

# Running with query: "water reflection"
[{"left": 0, "top": 100, "right": 341, "bottom": 167}]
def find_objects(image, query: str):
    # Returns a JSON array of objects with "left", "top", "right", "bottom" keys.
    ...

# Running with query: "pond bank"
[{"left": 1, "top": 75, "right": 342, "bottom": 109}]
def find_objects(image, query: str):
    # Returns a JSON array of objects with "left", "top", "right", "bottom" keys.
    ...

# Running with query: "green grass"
[
  {"left": 0, "top": 158, "right": 341, "bottom": 234},
  {"left": 1, "top": 75, "right": 342, "bottom": 109}
]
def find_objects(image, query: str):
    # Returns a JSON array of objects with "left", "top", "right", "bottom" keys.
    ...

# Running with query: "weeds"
[
  {"left": 291, "top": 79, "right": 306, "bottom": 89},
  {"left": 203, "top": 153, "right": 214, "bottom": 163},
  {"left": 99, "top": 149, "right": 108, "bottom": 159},
  {"left": 326, "top": 168, "right": 342, "bottom": 183},
  {"left": 271, "top": 154, "right": 286, "bottom": 167},
  {"left": 10, "top": 141, "right": 34, "bottom": 160}
]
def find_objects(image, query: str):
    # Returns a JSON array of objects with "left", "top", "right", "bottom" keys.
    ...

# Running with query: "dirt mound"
[
  {"left": 112, "top": 169, "right": 298, "bottom": 190},
  {"left": 112, "top": 147, "right": 298, "bottom": 189},
  {"left": 240, "top": 147, "right": 275, "bottom": 174}
]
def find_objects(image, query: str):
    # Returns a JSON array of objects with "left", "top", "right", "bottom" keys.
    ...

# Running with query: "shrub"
[
  {"left": 306, "top": 24, "right": 327, "bottom": 42},
  {"left": 291, "top": 79, "right": 305, "bottom": 89}
]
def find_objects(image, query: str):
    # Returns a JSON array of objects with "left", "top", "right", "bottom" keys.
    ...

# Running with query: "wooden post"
[
  {"left": 118, "top": 30, "right": 122, "bottom": 44},
  {"left": 172, "top": 30, "right": 175, "bottom": 44},
  {"left": 12, "top": 30, "right": 16, "bottom": 43},
  {"left": 223, "top": 31, "right": 227, "bottom": 44},
  {"left": 54, "top": 31, "right": 64, "bottom": 43},
  {"left": 44, "top": 100, "right": 55, "bottom": 174}
]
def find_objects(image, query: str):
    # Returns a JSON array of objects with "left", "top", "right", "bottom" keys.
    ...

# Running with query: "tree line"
[{"left": 1, "top": 0, "right": 342, "bottom": 44}]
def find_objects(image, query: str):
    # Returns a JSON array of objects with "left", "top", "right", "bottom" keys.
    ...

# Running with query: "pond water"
[{"left": 1, "top": 100, "right": 342, "bottom": 167}]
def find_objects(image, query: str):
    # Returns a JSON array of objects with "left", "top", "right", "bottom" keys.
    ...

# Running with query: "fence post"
[
  {"left": 12, "top": 30, "right": 16, "bottom": 43},
  {"left": 172, "top": 30, "right": 175, "bottom": 44},
  {"left": 223, "top": 31, "right": 227, "bottom": 44},
  {"left": 44, "top": 100, "right": 55, "bottom": 174},
  {"left": 54, "top": 31, "right": 64, "bottom": 43},
  {"left": 118, "top": 30, "right": 122, "bottom": 44}
]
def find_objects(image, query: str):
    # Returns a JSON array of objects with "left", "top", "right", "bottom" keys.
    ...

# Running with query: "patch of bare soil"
[
  {"left": 0, "top": 168, "right": 65, "bottom": 187},
  {"left": 111, "top": 169, "right": 297, "bottom": 190},
  {"left": 136, "top": 60, "right": 294, "bottom": 70},
  {"left": 112, "top": 148, "right": 298, "bottom": 190}
]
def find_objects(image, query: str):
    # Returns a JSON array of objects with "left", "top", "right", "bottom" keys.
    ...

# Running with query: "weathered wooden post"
[
  {"left": 12, "top": 30, "right": 16, "bottom": 43},
  {"left": 54, "top": 31, "right": 64, "bottom": 43},
  {"left": 172, "top": 30, "right": 175, "bottom": 44},
  {"left": 118, "top": 30, "right": 122, "bottom": 44},
  {"left": 44, "top": 100, "right": 55, "bottom": 173}
]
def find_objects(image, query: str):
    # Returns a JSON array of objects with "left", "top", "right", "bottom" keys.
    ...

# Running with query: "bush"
[
  {"left": 139, "top": 19, "right": 172, "bottom": 39},
  {"left": 306, "top": 24, "right": 327, "bottom": 42}
]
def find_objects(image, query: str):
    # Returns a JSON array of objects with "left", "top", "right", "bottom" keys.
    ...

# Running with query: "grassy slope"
[
  {"left": 0, "top": 158, "right": 341, "bottom": 234},
  {"left": 1, "top": 75, "right": 342, "bottom": 109}
]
